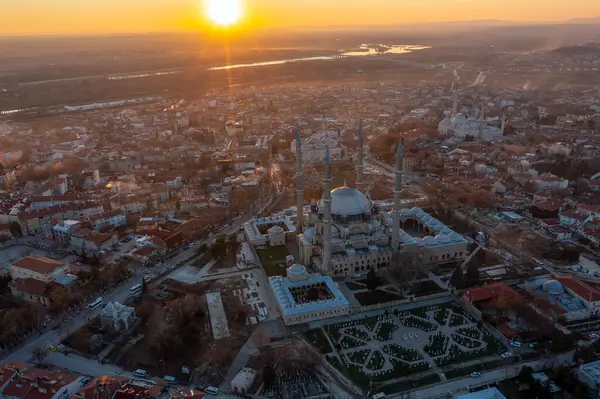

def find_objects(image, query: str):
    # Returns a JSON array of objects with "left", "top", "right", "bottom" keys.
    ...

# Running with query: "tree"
[
  {"left": 141, "top": 278, "right": 148, "bottom": 294},
  {"left": 464, "top": 134, "right": 475, "bottom": 142},
  {"left": 519, "top": 365, "right": 534, "bottom": 381},
  {"left": 464, "top": 262, "right": 480, "bottom": 287},
  {"left": 262, "top": 364, "right": 276, "bottom": 387},
  {"left": 449, "top": 264, "right": 464, "bottom": 289},
  {"left": 31, "top": 347, "right": 48, "bottom": 364},
  {"left": 365, "top": 269, "right": 381, "bottom": 291},
  {"left": 9, "top": 221, "right": 22, "bottom": 238},
  {"left": 47, "top": 286, "right": 72, "bottom": 314}
]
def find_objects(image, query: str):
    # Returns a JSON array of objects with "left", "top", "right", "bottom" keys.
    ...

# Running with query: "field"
[{"left": 255, "top": 245, "right": 291, "bottom": 276}]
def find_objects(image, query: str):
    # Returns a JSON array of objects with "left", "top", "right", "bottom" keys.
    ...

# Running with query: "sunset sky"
[{"left": 1, "top": 0, "right": 599, "bottom": 36}]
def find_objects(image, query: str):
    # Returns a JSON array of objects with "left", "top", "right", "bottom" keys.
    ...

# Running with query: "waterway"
[{"left": 208, "top": 44, "right": 430, "bottom": 70}]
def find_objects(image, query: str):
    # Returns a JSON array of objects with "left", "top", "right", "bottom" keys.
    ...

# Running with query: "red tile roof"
[
  {"left": 12, "top": 256, "right": 64, "bottom": 275},
  {"left": 556, "top": 276, "right": 600, "bottom": 302},
  {"left": 462, "top": 283, "right": 520, "bottom": 303},
  {"left": 560, "top": 210, "right": 588, "bottom": 221},
  {"left": 1, "top": 378, "right": 33, "bottom": 398},
  {"left": 132, "top": 247, "right": 154, "bottom": 256}
]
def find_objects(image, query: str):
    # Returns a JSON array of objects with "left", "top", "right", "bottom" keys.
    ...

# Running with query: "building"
[
  {"left": 9, "top": 278, "right": 55, "bottom": 305},
  {"left": 438, "top": 102, "right": 505, "bottom": 141},
  {"left": 100, "top": 302, "right": 137, "bottom": 332},
  {"left": 290, "top": 130, "right": 344, "bottom": 163},
  {"left": 456, "top": 387, "right": 507, "bottom": 399},
  {"left": 70, "top": 229, "right": 117, "bottom": 255},
  {"left": 269, "top": 264, "right": 350, "bottom": 325},
  {"left": 290, "top": 127, "right": 468, "bottom": 277},
  {"left": 578, "top": 359, "right": 600, "bottom": 392},
  {"left": 88, "top": 210, "right": 126, "bottom": 231},
  {"left": 522, "top": 276, "right": 600, "bottom": 322},
  {"left": 206, "top": 292, "right": 230, "bottom": 340},
  {"left": 0, "top": 361, "right": 84, "bottom": 399},
  {"left": 10, "top": 256, "right": 66, "bottom": 283},
  {"left": 244, "top": 215, "right": 296, "bottom": 247},
  {"left": 52, "top": 220, "right": 81, "bottom": 246},
  {"left": 230, "top": 368, "right": 258, "bottom": 395}
]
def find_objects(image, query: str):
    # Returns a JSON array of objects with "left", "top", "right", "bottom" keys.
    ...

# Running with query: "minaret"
[
  {"left": 356, "top": 119, "right": 364, "bottom": 193},
  {"left": 322, "top": 147, "right": 332, "bottom": 274},
  {"left": 391, "top": 138, "right": 403, "bottom": 250},
  {"left": 295, "top": 125, "right": 304, "bottom": 234},
  {"left": 501, "top": 114, "right": 506, "bottom": 136},
  {"left": 452, "top": 92, "right": 458, "bottom": 117}
]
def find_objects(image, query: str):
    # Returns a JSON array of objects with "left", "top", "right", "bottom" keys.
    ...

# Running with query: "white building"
[
  {"left": 230, "top": 368, "right": 258, "bottom": 395},
  {"left": 291, "top": 131, "right": 344, "bottom": 163},
  {"left": 438, "top": 109, "right": 505, "bottom": 142},
  {"left": 244, "top": 215, "right": 296, "bottom": 247},
  {"left": 53, "top": 220, "right": 82, "bottom": 246},
  {"left": 100, "top": 302, "right": 137, "bottom": 332},
  {"left": 269, "top": 264, "right": 350, "bottom": 325}
]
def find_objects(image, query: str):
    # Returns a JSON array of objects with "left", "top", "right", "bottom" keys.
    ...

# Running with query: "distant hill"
[{"left": 550, "top": 42, "right": 600, "bottom": 56}]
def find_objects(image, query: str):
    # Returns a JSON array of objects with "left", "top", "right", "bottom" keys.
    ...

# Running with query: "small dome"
[
  {"left": 288, "top": 264, "right": 307, "bottom": 276},
  {"left": 268, "top": 225, "right": 284, "bottom": 233},
  {"left": 442, "top": 226, "right": 452, "bottom": 234},
  {"left": 437, "top": 234, "right": 450, "bottom": 243},
  {"left": 542, "top": 280, "right": 565, "bottom": 295},
  {"left": 424, "top": 236, "right": 438, "bottom": 245}
]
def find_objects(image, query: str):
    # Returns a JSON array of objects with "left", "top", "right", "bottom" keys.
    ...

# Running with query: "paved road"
[{"left": 405, "top": 351, "right": 573, "bottom": 399}]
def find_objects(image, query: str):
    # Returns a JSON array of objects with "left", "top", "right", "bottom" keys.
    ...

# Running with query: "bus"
[
  {"left": 129, "top": 284, "right": 142, "bottom": 296},
  {"left": 87, "top": 297, "right": 103, "bottom": 310}
]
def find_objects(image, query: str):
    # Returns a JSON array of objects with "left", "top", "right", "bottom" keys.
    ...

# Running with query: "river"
[{"left": 208, "top": 44, "right": 430, "bottom": 70}]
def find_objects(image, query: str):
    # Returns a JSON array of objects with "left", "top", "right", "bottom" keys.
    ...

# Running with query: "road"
[
  {"left": 405, "top": 351, "right": 573, "bottom": 399},
  {"left": 0, "top": 192, "right": 281, "bottom": 365}
]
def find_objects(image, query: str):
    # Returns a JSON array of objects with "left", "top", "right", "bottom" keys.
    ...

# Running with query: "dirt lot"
[{"left": 115, "top": 278, "right": 255, "bottom": 384}]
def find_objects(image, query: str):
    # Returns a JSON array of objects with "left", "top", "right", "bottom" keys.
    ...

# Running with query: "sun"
[{"left": 205, "top": 0, "right": 243, "bottom": 26}]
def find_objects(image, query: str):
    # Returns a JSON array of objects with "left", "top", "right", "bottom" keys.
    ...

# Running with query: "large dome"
[{"left": 318, "top": 187, "right": 372, "bottom": 216}]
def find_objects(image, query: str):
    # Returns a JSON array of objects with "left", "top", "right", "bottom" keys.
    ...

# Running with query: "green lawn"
[
  {"left": 400, "top": 315, "right": 438, "bottom": 332},
  {"left": 347, "top": 349, "right": 371, "bottom": 364},
  {"left": 366, "top": 350, "right": 386, "bottom": 371},
  {"left": 424, "top": 333, "right": 449, "bottom": 356},
  {"left": 374, "top": 321, "right": 398, "bottom": 341},
  {"left": 379, "top": 373, "right": 441, "bottom": 395},
  {"left": 410, "top": 280, "right": 445, "bottom": 297},
  {"left": 449, "top": 314, "right": 468, "bottom": 327},
  {"left": 383, "top": 344, "right": 423, "bottom": 362},
  {"left": 255, "top": 245, "right": 291, "bottom": 276},
  {"left": 451, "top": 333, "right": 482, "bottom": 349},
  {"left": 303, "top": 329, "right": 332, "bottom": 354},
  {"left": 345, "top": 327, "right": 370, "bottom": 341},
  {"left": 340, "top": 335, "right": 366, "bottom": 349},
  {"left": 355, "top": 289, "right": 403, "bottom": 306}
]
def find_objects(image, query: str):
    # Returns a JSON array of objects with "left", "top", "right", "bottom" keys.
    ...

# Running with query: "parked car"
[
  {"left": 501, "top": 352, "right": 512, "bottom": 359},
  {"left": 470, "top": 372, "right": 481, "bottom": 378}
]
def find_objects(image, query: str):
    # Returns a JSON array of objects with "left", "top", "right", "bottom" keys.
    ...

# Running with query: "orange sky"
[{"left": 1, "top": 0, "right": 599, "bottom": 35}]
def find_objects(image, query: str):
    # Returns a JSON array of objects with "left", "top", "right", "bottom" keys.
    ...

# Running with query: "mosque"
[
  {"left": 294, "top": 120, "right": 469, "bottom": 277},
  {"left": 437, "top": 95, "right": 506, "bottom": 142}
]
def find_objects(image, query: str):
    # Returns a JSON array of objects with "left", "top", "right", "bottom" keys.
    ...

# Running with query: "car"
[
  {"left": 143, "top": 270, "right": 151, "bottom": 274},
  {"left": 470, "top": 372, "right": 481, "bottom": 378},
  {"left": 48, "top": 345, "right": 57, "bottom": 352},
  {"left": 501, "top": 352, "right": 512, "bottom": 358},
  {"left": 510, "top": 341, "right": 522, "bottom": 348},
  {"left": 590, "top": 333, "right": 599, "bottom": 339},
  {"left": 177, "top": 260, "right": 183, "bottom": 265}
]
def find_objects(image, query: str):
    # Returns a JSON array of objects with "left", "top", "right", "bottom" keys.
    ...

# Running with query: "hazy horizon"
[{"left": 1, "top": 0, "right": 600, "bottom": 36}]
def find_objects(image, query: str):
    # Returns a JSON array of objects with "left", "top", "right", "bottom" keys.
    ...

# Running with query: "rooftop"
[
  {"left": 11, "top": 256, "right": 65, "bottom": 275},
  {"left": 269, "top": 272, "right": 350, "bottom": 316}
]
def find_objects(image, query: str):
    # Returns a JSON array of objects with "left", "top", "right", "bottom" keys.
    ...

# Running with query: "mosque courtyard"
[{"left": 304, "top": 302, "right": 507, "bottom": 389}]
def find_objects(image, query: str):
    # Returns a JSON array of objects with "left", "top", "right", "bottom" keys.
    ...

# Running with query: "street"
[{"left": 406, "top": 351, "right": 574, "bottom": 399}]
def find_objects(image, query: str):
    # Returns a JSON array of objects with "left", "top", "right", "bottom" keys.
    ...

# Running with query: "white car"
[
  {"left": 501, "top": 352, "right": 512, "bottom": 359},
  {"left": 510, "top": 341, "right": 522, "bottom": 348},
  {"left": 470, "top": 372, "right": 481, "bottom": 378},
  {"left": 590, "top": 333, "right": 599, "bottom": 339}
]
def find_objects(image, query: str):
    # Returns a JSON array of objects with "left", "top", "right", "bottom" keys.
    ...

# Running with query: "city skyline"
[{"left": 1, "top": 0, "right": 600, "bottom": 36}]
